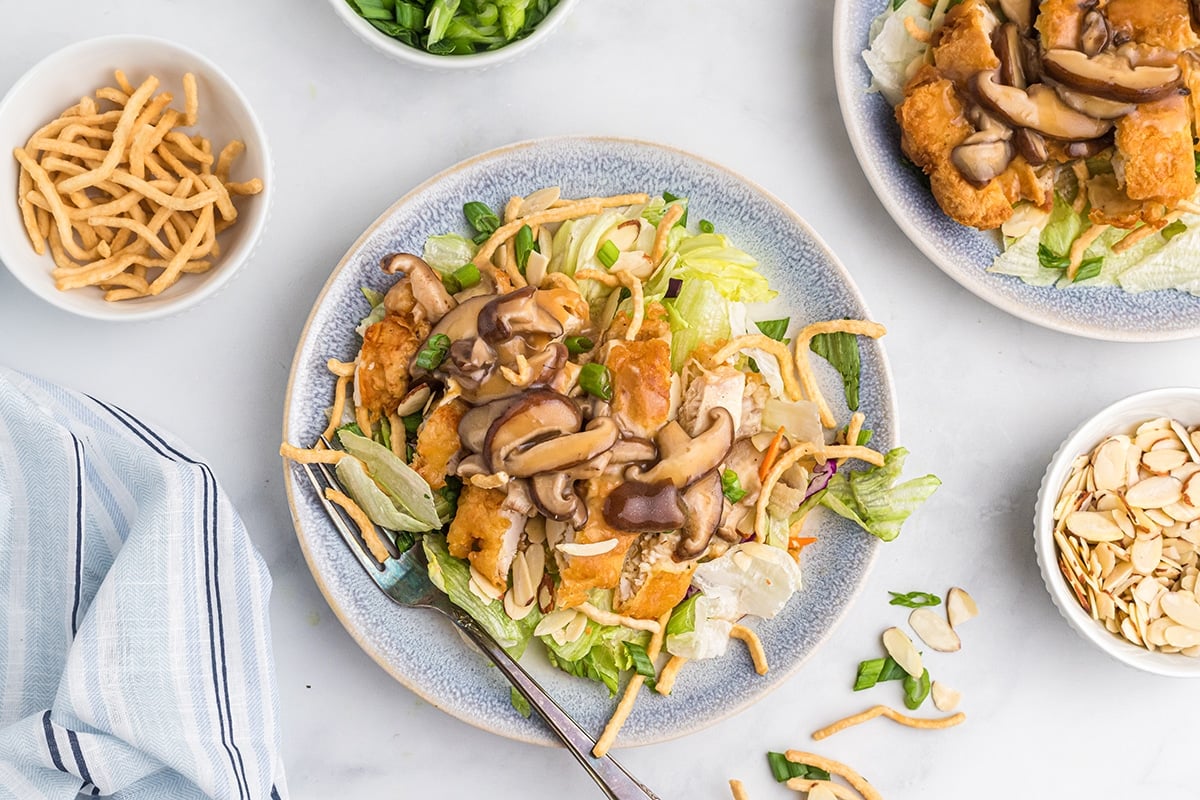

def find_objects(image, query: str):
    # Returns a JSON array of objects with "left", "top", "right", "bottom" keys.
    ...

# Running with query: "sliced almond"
[
  {"left": 1131, "top": 535, "right": 1163, "bottom": 575},
  {"left": 1165, "top": 625, "right": 1200, "bottom": 648},
  {"left": 1165, "top": 501, "right": 1200, "bottom": 523},
  {"left": 808, "top": 786, "right": 838, "bottom": 800},
  {"left": 557, "top": 539, "right": 618, "bottom": 557},
  {"left": 1093, "top": 437, "right": 1130, "bottom": 490},
  {"left": 516, "top": 186, "right": 561, "bottom": 217},
  {"left": 468, "top": 565, "right": 504, "bottom": 601},
  {"left": 534, "top": 608, "right": 577, "bottom": 637},
  {"left": 1171, "top": 420, "right": 1199, "bottom": 463},
  {"left": 1065, "top": 510, "right": 1125, "bottom": 542},
  {"left": 882, "top": 627, "right": 923, "bottom": 678},
  {"left": 1161, "top": 591, "right": 1200, "bottom": 630},
  {"left": 1144, "top": 449, "right": 1188, "bottom": 474},
  {"left": 1147, "top": 616, "right": 1173, "bottom": 647},
  {"left": 1125, "top": 476, "right": 1183, "bottom": 509},
  {"left": 1185, "top": 474, "right": 1200, "bottom": 507},
  {"left": 947, "top": 587, "right": 979, "bottom": 628},
  {"left": 511, "top": 550, "right": 535, "bottom": 607},
  {"left": 503, "top": 589, "right": 537, "bottom": 621},
  {"left": 909, "top": 607, "right": 962, "bottom": 653}
]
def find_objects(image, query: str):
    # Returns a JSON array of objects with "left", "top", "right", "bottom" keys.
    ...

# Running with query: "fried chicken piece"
[
  {"left": 446, "top": 484, "right": 524, "bottom": 592},
  {"left": 411, "top": 399, "right": 466, "bottom": 491},
  {"left": 932, "top": 0, "right": 1000, "bottom": 90},
  {"left": 1036, "top": 0, "right": 1086, "bottom": 50},
  {"left": 356, "top": 313, "right": 430, "bottom": 418},
  {"left": 555, "top": 475, "right": 640, "bottom": 609},
  {"left": 895, "top": 67, "right": 1020, "bottom": 230},
  {"left": 1106, "top": 0, "right": 1200, "bottom": 51},
  {"left": 1114, "top": 94, "right": 1196, "bottom": 207},
  {"left": 614, "top": 534, "right": 697, "bottom": 621},
  {"left": 604, "top": 304, "right": 676, "bottom": 440}
]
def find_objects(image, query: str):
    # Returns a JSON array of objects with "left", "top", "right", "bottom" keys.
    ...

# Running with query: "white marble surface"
[{"left": 3, "top": 2, "right": 1199, "bottom": 798}]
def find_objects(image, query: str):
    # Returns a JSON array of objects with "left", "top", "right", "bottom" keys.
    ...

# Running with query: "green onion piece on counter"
[
  {"left": 415, "top": 334, "right": 451, "bottom": 370},
  {"left": 721, "top": 469, "right": 747, "bottom": 503},
  {"left": 623, "top": 641, "right": 657, "bottom": 690},
  {"left": 463, "top": 201, "right": 499, "bottom": 235},
  {"left": 514, "top": 224, "right": 534, "bottom": 273},
  {"left": 809, "top": 330, "right": 861, "bottom": 411},
  {"left": 510, "top": 686, "right": 532, "bottom": 719},
  {"left": 754, "top": 318, "right": 791, "bottom": 342},
  {"left": 597, "top": 240, "right": 620, "bottom": 269},
  {"left": 579, "top": 363, "right": 613, "bottom": 401},
  {"left": 766, "top": 752, "right": 832, "bottom": 783},
  {"left": 565, "top": 336, "right": 594, "bottom": 355},
  {"left": 888, "top": 591, "right": 941, "bottom": 608},
  {"left": 903, "top": 668, "right": 931, "bottom": 710},
  {"left": 854, "top": 655, "right": 908, "bottom": 690},
  {"left": 452, "top": 262, "right": 481, "bottom": 290},
  {"left": 699, "top": 219, "right": 715, "bottom": 234}
]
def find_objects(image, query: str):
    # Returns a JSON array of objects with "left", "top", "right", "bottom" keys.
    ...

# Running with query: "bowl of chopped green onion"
[{"left": 331, "top": 0, "right": 577, "bottom": 68}]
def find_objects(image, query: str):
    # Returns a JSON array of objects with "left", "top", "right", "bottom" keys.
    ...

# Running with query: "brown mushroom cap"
[
  {"left": 529, "top": 472, "right": 585, "bottom": 523},
  {"left": 609, "top": 437, "right": 657, "bottom": 464},
  {"left": 502, "top": 417, "right": 620, "bottom": 477},
  {"left": 974, "top": 72, "right": 1114, "bottom": 140},
  {"left": 951, "top": 139, "right": 1015, "bottom": 187},
  {"left": 482, "top": 390, "right": 581, "bottom": 473},
  {"left": 675, "top": 470, "right": 724, "bottom": 561},
  {"left": 1049, "top": 82, "right": 1137, "bottom": 120},
  {"left": 1041, "top": 49, "right": 1182, "bottom": 104},
  {"left": 428, "top": 294, "right": 494, "bottom": 343},
  {"left": 602, "top": 479, "right": 685, "bottom": 533},
  {"left": 627, "top": 408, "right": 735, "bottom": 490},
  {"left": 993, "top": 23, "right": 1027, "bottom": 90},
  {"left": 458, "top": 397, "right": 516, "bottom": 453},
  {"left": 381, "top": 254, "right": 457, "bottom": 323},
  {"left": 477, "top": 287, "right": 564, "bottom": 344},
  {"left": 1079, "top": 10, "right": 1111, "bottom": 57},
  {"left": 998, "top": 0, "right": 1034, "bottom": 31}
]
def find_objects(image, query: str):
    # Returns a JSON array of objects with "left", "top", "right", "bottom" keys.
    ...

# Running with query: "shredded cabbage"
[
  {"left": 423, "top": 233, "right": 477, "bottom": 272},
  {"left": 337, "top": 430, "right": 441, "bottom": 530},
  {"left": 820, "top": 448, "right": 940, "bottom": 542},
  {"left": 863, "top": 0, "right": 933, "bottom": 105}
]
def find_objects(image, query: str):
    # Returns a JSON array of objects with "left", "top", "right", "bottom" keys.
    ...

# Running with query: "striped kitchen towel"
[{"left": 0, "top": 367, "right": 286, "bottom": 800}]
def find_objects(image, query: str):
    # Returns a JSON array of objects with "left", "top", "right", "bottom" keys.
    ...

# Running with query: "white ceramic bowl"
[
  {"left": 0, "top": 35, "right": 272, "bottom": 321},
  {"left": 328, "top": 0, "right": 578, "bottom": 70},
  {"left": 1034, "top": 387, "right": 1200, "bottom": 677}
]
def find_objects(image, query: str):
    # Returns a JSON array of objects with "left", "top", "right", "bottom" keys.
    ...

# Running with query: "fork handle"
[{"left": 450, "top": 611, "right": 661, "bottom": 800}]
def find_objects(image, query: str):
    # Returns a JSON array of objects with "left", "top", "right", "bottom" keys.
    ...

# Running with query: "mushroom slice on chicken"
[{"left": 446, "top": 484, "right": 525, "bottom": 593}]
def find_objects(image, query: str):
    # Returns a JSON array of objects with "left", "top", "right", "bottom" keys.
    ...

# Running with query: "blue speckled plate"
[
  {"left": 833, "top": 1, "right": 1200, "bottom": 342},
  {"left": 282, "top": 137, "right": 896, "bottom": 747}
]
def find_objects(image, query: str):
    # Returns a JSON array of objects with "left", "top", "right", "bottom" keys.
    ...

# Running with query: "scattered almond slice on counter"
[
  {"left": 882, "top": 627, "right": 923, "bottom": 678},
  {"left": 946, "top": 587, "right": 978, "bottom": 629},
  {"left": 909, "top": 607, "right": 961, "bottom": 652},
  {"left": 931, "top": 681, "right": 961, "bottom": 712}
]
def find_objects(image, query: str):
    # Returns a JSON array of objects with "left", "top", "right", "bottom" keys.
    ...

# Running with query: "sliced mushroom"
[
  {"left": 458, "top": 397, "right": 516, "bottom": 453},
  {"left": 529, "top": 472, "right": 585, "bottom": 523},
  {"left": 445, "top": 337, "right": 495, "bottom": 386},
  {"left": 609, "top": 437, "right": 657, "bottom": 464},
  {"left": 1050, "top": 82, "right": 1137, "bottom": 119},
  {"left": 427, "top": 294, "right": 494, "bottom": 343},
  {"left": 675, "top": 470, "right": 724, "bottom": 561},
  {"left": 602, "top": 479, "right": 685, "bottom": 532},
  {"left": 477, "top": 287, "right": 564, "bottom": 344},
  {"left": 952, "top": 139, "right": 1014, "bottom": 187},
  {"left": 975, "top": 72, "right": 1114, "bottom": 140},
  {"left": 627, "top": 408, "right": 735, "bottom": 490},
  {"left": 1041, "top": 49, "right": 1182, "bottom": 103},
  {"left": 1014, "top": 128, "right": 1048, "bottom": 165},
  {"left": 483, "top": 390, "right": 581, "bottom": 473},
  {"left": 1079, "top": 10, "right": 1111, "bottom": 57},
  {"left": 1063, "top": 136, "right": 1112, "bottom": 159},
  {"left": 998, "top": 0, "right": 1033, "bottom": 31},
  {"left": 382, "top": 254, "right": 457, "bottom": 323},
  {"left": 993, "top": 23, "right": 1027, "bottom": 90},
  {"left": 502, "top": 417, "right": 620, "bottom": 477}
]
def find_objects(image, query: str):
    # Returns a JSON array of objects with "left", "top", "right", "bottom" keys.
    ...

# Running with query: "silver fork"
[{"left": 297, "top": 456, "right": 661, "bottom": 800}]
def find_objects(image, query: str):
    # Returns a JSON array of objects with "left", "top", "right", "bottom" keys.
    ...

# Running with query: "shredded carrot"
[
  {"left": 758, "top": 426, "right": 787, "bottom": 482},
  {"left": 789, "top": 536, "right": 817, "bottom": 552}
]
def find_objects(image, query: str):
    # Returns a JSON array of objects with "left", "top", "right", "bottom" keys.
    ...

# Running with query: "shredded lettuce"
[
  {"left": 863, "top": 0, "right": 933, "bottom": 105},
  {"left": 665, "top": 593, "right": 734, "bottom": 661},
  {"left": 422, "top": 233, "right": 477, "bottom": 272},
  {"left": 669, "top": 278, "right": 730, "bottom": 371},
  {"left": 820, "top": 448, "right": 940, "bottom": 542},
  {"left": 671, "top": 233, "right": 775, "bottom": 303},
  {"left": 809, "top": 331, "right": 862, "bottom": 412},
  {"left": 337, "top": 430, "right": 441, "bottom": 530},
  {"left": 540, "top": 593, "right": 649, "bottom": 695},
  {"left": 423, "top": 534, "right": 536, "bottom": 656},
  {"left": 334, "top": 455, "right": 429, "bottom": 532}
]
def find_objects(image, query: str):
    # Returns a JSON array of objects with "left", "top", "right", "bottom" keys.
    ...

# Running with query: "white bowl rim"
[
  {"left": 1034, "top": 386, "right": 1200, "bottom": 677},
  {"left": 326, "top": 0, "right": 578, "bottom": 69},
  {"left": 0, "top": 33, "right": 274, "bottom": 322}
]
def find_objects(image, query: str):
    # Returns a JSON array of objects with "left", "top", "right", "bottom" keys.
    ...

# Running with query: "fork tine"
[{"left": 298, "top": 460, "right": 388, "bottom": 573}]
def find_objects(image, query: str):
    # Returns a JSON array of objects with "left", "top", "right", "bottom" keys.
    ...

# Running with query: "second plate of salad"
[{"left": 282, "top": 137, "right": 937, "bottom": 746}]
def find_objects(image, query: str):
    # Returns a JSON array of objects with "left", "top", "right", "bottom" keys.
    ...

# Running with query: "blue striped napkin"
[{"left": 0, "top": 368, "right": 286, "bottom": 799}]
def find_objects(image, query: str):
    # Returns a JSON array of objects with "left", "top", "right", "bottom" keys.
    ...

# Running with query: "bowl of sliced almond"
[{"left": 1035, "top": 388, "right": 1200, "bottom": 677}]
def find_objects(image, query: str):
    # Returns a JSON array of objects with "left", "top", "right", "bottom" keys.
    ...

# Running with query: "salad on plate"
[{"left": 282, "top": 186, "right": 939, "bottom": 742}]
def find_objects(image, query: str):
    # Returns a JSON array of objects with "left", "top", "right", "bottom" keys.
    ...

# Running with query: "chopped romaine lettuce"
[
  {"left": 541, "top": 595, "right": 649, "bottom": 695},
  {"left": 669, "top": 278, "right": 730, "bottom": 371},
  {"left": 422, "top": 233, "right": 477, "bottom": 272},
  {"left": 423, "top": 534, "right": 536, "bottom": 656},
  {"left": 820, "top": 448, "right": 940, "bottom": 542},
  {"left": 809, "top": 330, "right": 863, "bottom": 412},
  {"left": 337, "top": 430, "right": 441, "bottom": 530},
  {"left": 334, "top": 455, "right": 429, "bottom": 532}
]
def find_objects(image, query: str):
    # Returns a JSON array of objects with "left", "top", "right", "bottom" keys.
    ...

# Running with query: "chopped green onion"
[
  {"left": 624, "top": 641, "right": 657, "bottom": 690},
  {"left": 510, "top": 686, "right": 532, "bottom": 719},
  {"left": 810, "top": 330, "right": 862, "bottom": 412},
  {"left": 514, "top": 224, "right": 534, "bottom": 273},
  {"left": 565, "top": 336, "right": 594, "bottom": 355},
  {"left": 903, "top": 668, "right": 931, "bottom": 710},
  {"left": 376, "top": 414, "right": 392, "bottom": 450},
  {"left": 1163, "top": 220, "right": 1189, "bottom": 242},
  {"left": 754, "top": 318, "right": 791, "bottom": 343},
  {"left": 441, "top": 273, "right": 461, "bottom": 294},
  {"left": 402, "top": 412, "right": 422, "bottom": 436},
  {"left": 336, "top": 422, "right": 364, "bottom": 438},
  {"left": 452, "top": 262, "right": 481, "bottom": 290},
  {"left": 766, "top": 752, "right": 831, "bottom": 783},
  {"left": 721, "top": 470, "right": 747, "bottom": 503},
  {"left": 854, "top": 656, "right": 908, "bottom": 690},
  {"left": 699, "top": 219, "right": 715, "bottom": 234},
  {"left": 415, "top": 334, "right": 451, "bottom": 371},
  {"left": 1072, "top": 260, "right": 1103, "bottom": 283},
  {"left": 579, "top": 363, "right": 613, "bottom": 401},
  {"left": 597, "top": 240, "right": 620, "bottom": 268},
  {"left": 888, "top": 591, "right": 941, "bottom": 608},
  {"left": 1039, "top": 243, "right": 1103, "bottom": 278},
  {"left": 463, "top": 201, "right": 499, "bottom": 236}
]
